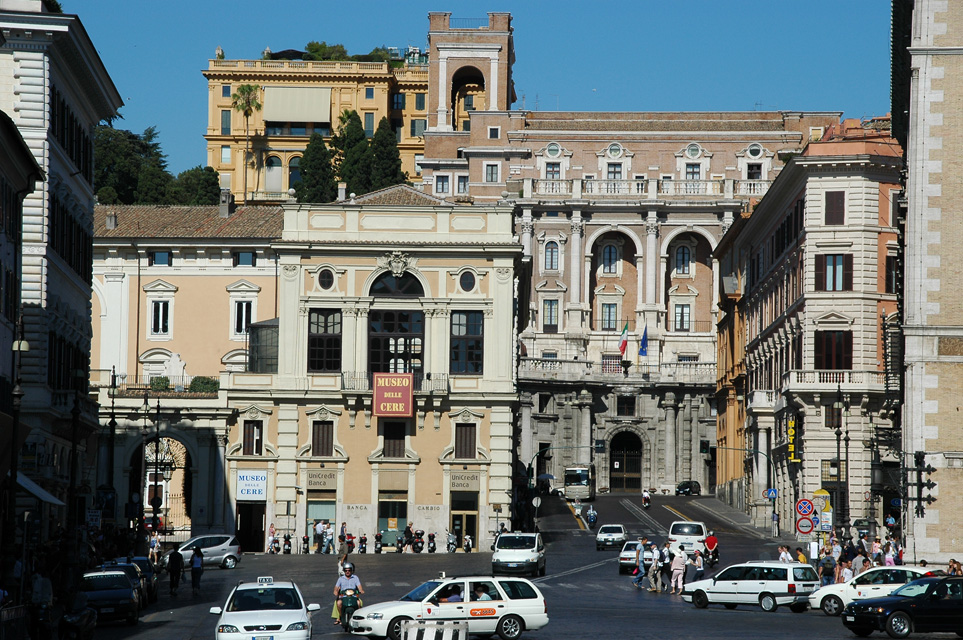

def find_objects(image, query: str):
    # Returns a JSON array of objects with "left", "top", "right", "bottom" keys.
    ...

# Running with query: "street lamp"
[
  {"left": 141, "top": 393, "right": 162, "bottom": 533},
  {"left": 4, "top": 314, "right": 27, "bottom": 600},
  {"left": 832, "top": 385, "right": 851, "bottom": 540}
]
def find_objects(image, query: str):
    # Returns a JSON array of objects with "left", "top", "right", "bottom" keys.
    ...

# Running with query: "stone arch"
[
  {"left": 659, "top": 225, "right": 717, "bottom": 257},
  {"left": 362, "top": 268, "right": 431, "bottom": 298},
  {"left": 606, "top": 428, "right": 647, "bottom": 493},
  {"left": 450, "top": 65, "right": 486, "bottom": 129},
  {"left": 584, "top": 224, "right": 644, "bottom": 257}
]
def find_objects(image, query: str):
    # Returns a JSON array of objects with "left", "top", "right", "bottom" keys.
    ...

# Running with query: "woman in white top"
[{"left": 778, "top": 545, "right": 793, "bottom": 563}]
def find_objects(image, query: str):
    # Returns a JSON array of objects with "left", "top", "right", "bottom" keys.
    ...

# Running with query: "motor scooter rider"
[
  {"left": 574, "top": 498, "right": 583, "bottom": 517},
  {"left": 332, "top": 562, "right": 364, "bottom": 625},
  {"left": 586, "top": 505, "right": 597, "bottom": 527},
  {"left": 704, "top": 530, "right": 719, "bottom": 565},
  {"left": 642, "top": 489, "right": 651, "bottom": 507}
]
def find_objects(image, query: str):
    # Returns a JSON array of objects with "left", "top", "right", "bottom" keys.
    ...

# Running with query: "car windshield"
[
  {"left": 599, "top": 526, "right": 622, "bottom": 534},
  {"left": 892, "top": 579, "right": 938, "bottom": 598},
  {"left": 564, "top": 470, "right": 588, "bottom": 486},
  {"left": 227, "top": 587, "right": 302, "bottom": 611},
  {"left": 622, "top": 542, "right": 639, "bottom": 552},
  {"left": 83, "top": 574, "right": 130, "bottom": 591},
  {"left": 496, "top": 535, "right": 535, "bottom": 550},
  {"left": 401, "top": 581, "right": 441, "bottom": 602},
  {"left": 116, "top": 558, "right": 151, "bottom": 575}
]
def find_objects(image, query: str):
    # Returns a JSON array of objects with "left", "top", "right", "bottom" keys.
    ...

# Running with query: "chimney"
[
  {"left": 219, "top": 188, "right": 234, "bottom": 218},
  {"left": 105, "top": 211, "right": 118, "bottom": 230},
  {"left": 338, "top": 182, "right": 347, "bottom": 201}
]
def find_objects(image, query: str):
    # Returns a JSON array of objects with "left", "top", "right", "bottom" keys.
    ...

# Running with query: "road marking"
[
  {"left": 394, "top": 582, "right": 410, "bottom": 586},
  {"left": 532, "top": 557, "right": 616, "bottom": 583},
  {"left": 662, "top": 505, "right": 691, "bottom": 521},
  {"left": 566, "top": 501, "right": 587, "bottom": 530},
  {"left": 620, "top": 498, "right": 669, "bottom": 536},
  {"left": 556, "top": 583, "right": 579, "bottom": 589},
  {"left": 367, "top": 582, "right": 381, "bottom": 587}
]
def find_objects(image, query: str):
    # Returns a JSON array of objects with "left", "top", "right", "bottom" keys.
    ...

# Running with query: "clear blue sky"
[{"left": 71, "top": 0, "right": 893, "bottom": 175}]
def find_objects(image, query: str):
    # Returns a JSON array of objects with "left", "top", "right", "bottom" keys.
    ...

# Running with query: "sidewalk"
[{"left": 687, "top": 496, "right": 773, "bottom": 540}]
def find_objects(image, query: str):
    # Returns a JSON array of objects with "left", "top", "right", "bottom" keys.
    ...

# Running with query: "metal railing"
[
  {"left": 666, "top": 320, "right": 715, "bottom": 333},
  {"left": 518, "top": 357, "right": 716, "bottom": 384},
  {"left": 340, "top": 371, "right": 449, "bottom": 392}
]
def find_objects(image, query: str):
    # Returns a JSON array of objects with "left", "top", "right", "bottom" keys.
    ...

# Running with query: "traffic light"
[
  {"left": 912, "top": 450, "right": 937, "bottom": 517},
  {"left": 699, "top": 440, "right": 710, "bottom": 454}
]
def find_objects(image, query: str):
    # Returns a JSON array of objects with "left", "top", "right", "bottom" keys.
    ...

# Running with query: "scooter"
[
  {"left": 464, "top": 534, "right": 473, "bottom": 553},
  {"left": 283, "top": 533, "right": 292, "bottom": 554},
  {"left": 374, "top": 532, "right": 383, "bottom": 554},
  {"left": 270, "top": 537, "right": 281, "bottom": 554},
  {"left": 446, "top": 530, "right": 457, "bottom": 553},
  {"left": 427, "top": 532, "right": 436, "bottom": 553},
  {"left": 413, "top": 530, "right": 425, "bottom": 553},
  {"left": 339, "top": 588, "right": 360, "bottom": 632},
  {"left": 301, "top": 535, "right": 310, "bottom": 554},
  {"left": 346, "top": 533, "right": 356, "bottom": 553},
  {"left": 706, "top": 545, "right": 720, "bottom": 568},
  {"left": 358, "top": 534, "right": 367, "bottom": 554},
  {"left": 642, "top": 494, "right": 651, "bottom": 509},
  {"left": 586, "top": 508, "right": 598, "bottom": 529},
  {"left": 396, "top": 536, "right": 404, "bottom": 553}
]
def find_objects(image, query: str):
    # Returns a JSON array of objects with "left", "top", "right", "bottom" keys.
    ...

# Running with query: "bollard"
[{"left": 400, "top": 619, "right": 469, "bottom": 640}]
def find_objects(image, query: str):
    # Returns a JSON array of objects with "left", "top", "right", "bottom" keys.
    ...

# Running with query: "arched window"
[
  {"left": 676, "top": 246, "right": 691, "bottom": 275},
  {"left": 545, "top": 241, "right": 559, "bottom": 271},
  {"left": 265, "top": 155, "right": 282, "bottom": 193},
  {"left": 602, "top": 244, "right": 618, "bottom": 274},
  {"left": 288, "top": 156, "right": 301, "bottom": 186},
  {"left": 369, "top": 272, "right": 425, "bottom": 297}
]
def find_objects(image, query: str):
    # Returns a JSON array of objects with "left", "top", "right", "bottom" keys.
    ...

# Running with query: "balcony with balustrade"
[
  {"left": 524, "top": 177, "right": 771, "bottom": 201},
  {"left": 518, "top": 357, "right": 716, "bottom": 386},
  {"left": 782, "top": 369, "right": 887, "bottom": 395}
]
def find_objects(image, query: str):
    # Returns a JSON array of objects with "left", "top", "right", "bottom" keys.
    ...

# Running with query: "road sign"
[
  {"left": 532, "top": 497, "right": 542, "bottom": 508},
  {"left": 863, "top": 491, "right": 872, "bottom": 501},
  {"left": 763, "top": 488, "right": 777, "bottom": 499},
  {"left": 890, "top": 498, "right": 902, "bottom": 507},
  {"left": 811, "top": 515, "right": 820, "bottom": 528},
  {"left": 820, "top": 520, "right": 832, "bottom": 532},
  {"left": 795, "top": 499, "right": 815, "bottom": 517},
  {"left": 796, "top": 517, "right": 814, "bottom": 535}
]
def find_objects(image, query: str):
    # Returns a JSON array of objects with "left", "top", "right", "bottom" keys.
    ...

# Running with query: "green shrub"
[
  {"left": 189, "top": 376, "right": 219, "bottom": 393},
  {"left": 150, "top": 376, "right": 170, "bottom": 392}
]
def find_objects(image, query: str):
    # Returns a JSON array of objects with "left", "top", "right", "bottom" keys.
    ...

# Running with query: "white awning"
[
  {"left": 16, "top": 471, "right": 66, "bottom": 506},
  {"left": 263, "top": 86, "right": 331, "bottom": 123}
]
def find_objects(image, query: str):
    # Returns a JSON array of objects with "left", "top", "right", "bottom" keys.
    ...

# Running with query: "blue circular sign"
[{"left": 890, "top": 498, "right": 902, "bottom": 507}]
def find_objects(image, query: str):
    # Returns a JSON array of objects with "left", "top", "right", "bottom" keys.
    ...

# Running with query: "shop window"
[
  {"left": 378, "top": 492, "right": 408, "bottom": 545},
  {"left": 312, "top": 420, "right": 333, "bottom": 457},
  {"left": 242, "top": 420, "right": 262, "bottom": 456}
]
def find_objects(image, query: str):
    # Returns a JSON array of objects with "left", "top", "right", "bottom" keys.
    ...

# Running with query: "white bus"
[{"left": 563, "top": 464, "right": 596, "bottom": 501}]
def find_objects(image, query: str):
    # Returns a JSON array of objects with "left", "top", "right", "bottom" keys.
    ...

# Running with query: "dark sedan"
[
  {"left": 675, "top": 480, "right": 701, "bottom": 496},
  {"left": 841, "top": 576, "right": 963, "bottom": 638},
  {"left": 97, "top": 562, "right": 148, "bottom": 609},
  {"left": 81, "top": 570, "right": 140, "bottom": 625},
  {"left": 113, "top": 556, "right": 158, "bottom": 604}
]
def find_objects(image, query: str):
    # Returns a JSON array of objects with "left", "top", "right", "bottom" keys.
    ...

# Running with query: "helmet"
[
  {"left": 342, "top": 562, "right": 355, "bottom": 572},
  {"left": 708, "top": 531, "right": 714, "bottom": 536}
]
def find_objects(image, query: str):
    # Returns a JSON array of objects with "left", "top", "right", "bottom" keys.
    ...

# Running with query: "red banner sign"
[{"left": 373, "top": 373, "right": 414, "bottom": 417}]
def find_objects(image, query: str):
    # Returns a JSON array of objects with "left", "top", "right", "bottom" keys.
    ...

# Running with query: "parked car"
[
  {"left": 210, "top": 576, "right": 320, "bottom": 640},
  {"left": 618, "top": 540, "right": 655, "bottom": 574},
  {"left": 492, "top": 532, "right": 545, "bottom": 577},
  {"left": 675, "top": 480, "right": 701, "bottom": 496},
  {"left": 595, "top": 524, "right": 628, "bottom": 550},
  {"left": 113, "top": 557, "right": 158, "bottom": 604},
  {"left": 159, "top": 534, "right": 241, "bottom": 570},
  {"left": 841, "top": 576, "right": 963, "bottom": 638},
  {"left": 809, "top": 566, "right": 929, "bottom": 616},
  {"left": 350, "top": 575, "right": 549, "bottom": 640},
  {"left": 681, "top": 560, "right": 819, "bottom": 612},
  {"left": 97, "top": 562, "right": 148, "bottom": 609},
  {"left": 81, "top": 570, "right": 140, "bottom": 625},
  {"left": 667, "top": 520, "right": 707, "bottom": 556}
]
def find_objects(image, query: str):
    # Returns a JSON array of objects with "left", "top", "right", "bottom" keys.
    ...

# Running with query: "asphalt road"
[{"left": 91, "top": 493, "right": 936, "bottom": 639}]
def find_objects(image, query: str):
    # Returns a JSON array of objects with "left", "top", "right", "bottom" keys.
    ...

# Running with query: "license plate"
[
  {"left": 507, "top": 563, "right": 518, "bottom": 567},
  {"left": 253, "top": 636, "right": 273, "bottom": 640},
  {"left": 101, "top": 607, "right": 114, "bottom": 613},
  {"left": 845, "top": 616, "right": 855, "bottom": 622}
]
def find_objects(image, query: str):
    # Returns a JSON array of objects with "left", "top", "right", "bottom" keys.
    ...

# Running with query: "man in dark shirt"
[{"left": 167, "top": 549, "right": 184, "bottom": 596}]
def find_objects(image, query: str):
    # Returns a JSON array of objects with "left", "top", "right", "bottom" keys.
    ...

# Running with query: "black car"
[
  {"left": 98, "top": 562, "right": 148, "bottom": 609},
  {"left": 841, "top": 576, "right": 963, "bottom": 638},
  {"left": 81, "top": 570, "right": 140, "bottom": 626},
  {"left": 113, "top": 557, "right": 157, "bottom": 604},
  {"left": 675, "top": 480, "right": 701, "bottom": 496}
]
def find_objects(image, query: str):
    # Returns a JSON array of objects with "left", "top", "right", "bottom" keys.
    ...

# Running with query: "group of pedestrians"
[
  {"left": 811, "top": 531, "right": 906, "bottom": 586},
  {"left": 630, "top": 537, "right": 705, "bottom": 595},
  {"left": 164, "top": 545, "right": 205, "bottom": 597}
]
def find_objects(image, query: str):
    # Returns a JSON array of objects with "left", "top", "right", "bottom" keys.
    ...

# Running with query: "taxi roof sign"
[{"left": 257, "top": 576, "right": 274, "bottom": 584}]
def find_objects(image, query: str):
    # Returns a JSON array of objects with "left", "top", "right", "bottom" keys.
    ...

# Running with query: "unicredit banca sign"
[{"left": 373, "top": 373, "right": 414, "bottom": 417}]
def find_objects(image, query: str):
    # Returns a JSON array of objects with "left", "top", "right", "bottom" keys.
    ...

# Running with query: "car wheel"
[
  {"left": 618, "top": 566, "right": 626, "bottom": 575},
  {"left": 821, "top": 595, "right": 844, "bottom": 616},
  {"left": 221, "top": 556, "right": 237, "bottom": 569},
  {"left": 789, "top": 603, "right": 808, "bottom": 614},
  {"left": 759, "top": 593, "right": 778, "bottom": 612},
  {"left": 538, "top": 563, "right": 546, "bottom": 577},
  {"left": 692, "top": 590, "right": 709, "bottom": 609},
  {"left": 496, "top": 614, "right": 524, "bottom": 640},
  {"left": 387, "top": 616, "right": 411, "bottom": 640},
  {"left": 724, "top": 603, "right": 737, "bottom": 610},
  {"left": 885, "top": 611, "right": 912, "bottom": 639},
  {"left": 127, "top": 612, "right": 138, "bottom": 625},
  {"left": 852, "top": 629, "right": 873, "bottom": 637}
]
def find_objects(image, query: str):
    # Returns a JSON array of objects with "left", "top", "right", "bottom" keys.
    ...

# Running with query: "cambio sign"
[{"left": 237, "top": 471, "right": 268, "bottom": 500}]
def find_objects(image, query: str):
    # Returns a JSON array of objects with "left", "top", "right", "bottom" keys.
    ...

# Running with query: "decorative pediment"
[
  {"left": 813, "top": 311, "right": 854, "bottom": 328},
  {"left": 306, "top": 405, "right": 343, "bottom": 421},
  {"left": 668, "top": 284, "right": 698, "bottom": 296},
  {"left": 236, "top": 404, "right": 274, "bottom": 420},
  {"left": 296, "top": 442, "right": 348, "bottom": 459},
  {"left": 536, "top": 280, "right": 567, "bottom": 292},
  {"left": 450, "top": 407, "right": 485, "bottom": 422},
  {"left": 143, "top": 279, "right": 178, "bottom": 293},
  {"left": 594, "top": 284, "right": 625, "bottom": 295},
  {"left": 367, "top": 447, "right": 421, "bottom": 464},
  {"left": 439, "top": 445, "right": 493, "bottom": 464},
  {"left": 226, "top": 279, "right": 262, "bottom": 294}
]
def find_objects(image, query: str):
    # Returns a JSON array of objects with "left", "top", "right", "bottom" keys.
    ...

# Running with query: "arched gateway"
[{"left": 609, "top": 431, "right": 643, "bottom": 492}]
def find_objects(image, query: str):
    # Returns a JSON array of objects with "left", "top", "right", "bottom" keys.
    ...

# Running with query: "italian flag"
[{"left": 618, "top": 322, "right": 629, "bottom": 357}]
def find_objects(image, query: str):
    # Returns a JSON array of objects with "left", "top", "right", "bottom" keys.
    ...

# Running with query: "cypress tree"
[
  {"left": 296, "top": 133, "right": 337, "bottom": 203},
  {"left": 369, "top": 117, "right": 406, "bottom": 190}
]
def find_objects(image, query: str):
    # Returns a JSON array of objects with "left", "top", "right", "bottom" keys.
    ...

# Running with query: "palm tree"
[{"left": 231, "top": 84, "right": 262, "bottom": 202}]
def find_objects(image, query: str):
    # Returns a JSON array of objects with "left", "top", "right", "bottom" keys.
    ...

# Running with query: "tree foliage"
[
  {"left": 295, "top": 133, "right": 337, "bottom": 204},
  {"left": 303, "top": 42, "right": 391, "bottom": 62},
  {"left": 168, "top": 166, "right": 221, "bottom": 205},
  {"left": 369, "top": 117, "right": 406, "bottom": 190}
]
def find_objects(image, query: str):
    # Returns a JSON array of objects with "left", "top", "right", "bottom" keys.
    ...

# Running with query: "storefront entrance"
[
  {"left": 236, "top": 501, "right": 265, "bottom": 553},
  {"left": 450, "top": 490, "right": 478, "bottom": 548},
  {"left": 609, "top": 431, "right": 643, "bottom": 492}
]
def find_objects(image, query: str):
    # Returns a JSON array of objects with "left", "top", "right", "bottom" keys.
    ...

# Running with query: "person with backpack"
[{"left": 817, "top": 547, "right": 836, "bottom": 587}]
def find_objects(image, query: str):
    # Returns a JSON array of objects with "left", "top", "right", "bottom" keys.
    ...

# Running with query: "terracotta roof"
[
  {"left": 94, "top": 204, "right": 283, "bottom": 240},
  {"left": 340, "top": 184, "right": 459, "bottom": 207}
]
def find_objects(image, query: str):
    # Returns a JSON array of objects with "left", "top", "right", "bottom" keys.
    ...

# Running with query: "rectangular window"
[
  {"left": 825, "top": 406, "right": 842, "bottom": 431},
  {"left": 457, "top": 175, "right": 469, "bottom": 194},
  {"left": 616, "top": 396, "right": 635, "bottom": 417},
  {"left": 485, "top": 164, "right": 499, "bottom": 183},
  {"left": 290, "top": 123, "right": 307, "bottom": 136},
  {"left": 312, "top": 420, "right": 334, "bottom": 457},
  {"left": 685, "top": 163, "right": 701, "bottom": 180},
  {"left": 435, "top": 175, "right": 450, "bottom": 194},
  {"left": 414, "top": 155, "right": 423, "bottom": 175},
  {"left": 148, "top": 251, "right": 171, "bottom": 266},
  {"left": 546, "top": 162, "right": 561, "bottom": 180},
  {"left": 601, "top": 354, "right": 622, "bottom": 373},
  {"left": 463, "top": 95, "right": 474, "bottom": 110},
  {"left": 392, "top": 93, "right": 405, "bottom": 110},
  {"left": 885, "top": 255, "right": 898, "bottom": 294},
  {"left": 541, "top": 351, "right": 557, "bottom": 359},
  {"left": 365, "top": 87, "right": 374, "bottom": 100},
  {"left": 242, "top": 420, "right": 262, "bottom": 456},
  {"left": 220, "top": 145, "right": 231, "bottom": 164},
  {"left": 234, "top": 300, "right": 252, "bottom": 335},
  {"left": 543, "top": 299, "right": 558, "bottom": 333},
  {"left": 233, "top": 251, "right": 256, "bottom": 267},
  {"left": 488, "top": 127, "right": 500, "bottom": 139},
  {"left": 747, "top": 163, "right": 762, "bottom": 180},
  {"left": 222, "top": 85, "right": 231, "bottom": 98},
  {"left": 607, "top": 163, "right": 622, "bottom": 180},
  {"left": 461, "top": 119, "right": 470, "bottom": 132},
  {"left": 814, "top": 330, "right": 853, "bottom": 370},
  {"left": 382, "top": 421, "right": 406, "bottom": 458},
  {"left": 151, "top": 301, "right": 169, "bottom": 336},
  {"left": 307, "top": 309, "right": 342, "bottom": 373},
  {"left": 414, "top": 93, "right": 426, "bottom": 111},
  {"left": 451, "top": 311, "right": 484, "bottom": 374},
  {"left": 814, "top": 254, "right": 853, "bottom": 291},
  {"left": 825, "top": 191, "right": 845, "bottom": 225},
  {"left": 220, "top": 110, "right": 231, "bottom": 135},
  {"left": 601, "top": 303, "right": 618, "bottom": 331},
  {"left": 410, "top": 119, "right": 427, "bottom": 137},
  {"left": 391, "top": 118, "right": 403, "bottom": 142},
  {"left": 674, "top": 304, "right": 691, "bottom": 331},
  {"left": 454, "top": 423, "right": 476, "bottom": 459},
  {"left": 364, "top": 112, "right": 375, "bottom": 137}
]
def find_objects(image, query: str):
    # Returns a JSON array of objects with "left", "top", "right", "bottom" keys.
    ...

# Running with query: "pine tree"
[
  {"left": 296, "top": 133, "right": 337, "bottom": 203},
  {"left": 368, "top": 117, "right": 406, "bottom": 190}
]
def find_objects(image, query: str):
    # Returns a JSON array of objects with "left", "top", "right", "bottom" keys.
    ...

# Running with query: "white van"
[
  {"left": 492, "top": 532, "right": 546, "bottom": 577},
  {"left": 667, "top": 520, "right": 707, "bottom": 556}
]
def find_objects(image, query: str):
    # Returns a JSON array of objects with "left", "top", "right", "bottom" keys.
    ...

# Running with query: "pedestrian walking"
[
  {"left": 403, "top": 522, "right": 414, "bottom": 553},
  {"left": 669, "top": 549, "right": 688, "bottom": 595},
  {"left": 646, "top": 543, "right": 662, "bottom": 593},
  {"left": 315, "top": 520, "right": 325, "bottom": 552},
  {"left": 149, "top": 531, "right": 160, "bottom": 564},
  {"left": 778, "top": 545, "right": 793, "bottom": 563},
  {"left": 659, "top": 542, "right": 672, "bottom": 592},
  {"left": 324, "top": 522, "right": 335, "bottom": 554},
  {"left": 632, "top": 537, "right": 649, "bottom": 589},
  {"left": 167, "top": 548, "right": 183, "bottom": 596},
  {"left": 691, "top": 550, "right": 705, "bottom": 582},
  {"left": 190, "top": 546, "right": 204, "bottom": 596},
  {"left": 795, "top": 547, "right": 807, "bottom": 563},
  {"left": 817, "top": 548, "right": 836, "bottom": 587}
]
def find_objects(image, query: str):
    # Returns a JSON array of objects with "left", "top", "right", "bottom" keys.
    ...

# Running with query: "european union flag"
[{"left": 638, "top": 325, "right": 648, "bottom": 356}]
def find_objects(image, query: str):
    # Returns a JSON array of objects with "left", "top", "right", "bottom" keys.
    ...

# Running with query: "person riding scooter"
[
  {"left": 586, "top": 506, "right": 598, "bottom": 528},
  {"left": 704, "top": 530, "right": 719, "bottom": 567},
  {"left": 574, "top": 498, "right": 583, "bottom": 517},
  {"left": 642, "top": 489, "right": 651, "bottom": 509}
]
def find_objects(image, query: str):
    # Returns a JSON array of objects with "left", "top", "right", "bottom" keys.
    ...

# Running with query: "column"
[
  {"left": 578, "top": 390, "right": 592, "bottom": 466},
  {"left": 342, "top": 308, "right": 358, "bottom": 374},
  {"left": 711, "top": 257, "right": 721, "bottom": 314},
  {"left": 519, "top": 392, "right": 534, "bottom": 469},
  {"left": 645, "top": 214, "right": 658, "bottom": 306},
  {"left": 435, "top": 55, "right": 451, "bottom": 131},
  {"left": 663, "top": 392, "right": 677, "bottom": 486},
  {"left": 520, "top": 209, "right": 533, "bottom": 258},
  {"left": 569, "top": 213, "right": 583, "bottom": 305}
]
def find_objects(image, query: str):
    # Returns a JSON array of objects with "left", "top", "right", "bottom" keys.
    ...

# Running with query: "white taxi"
[
  {"left": 210, "top": 577, "right": 321, "bottom": 640},
  {"left": 807, "top": 565, "right": 928, "bottom": 616},
  {"left": 350, "top": 574, "right": 548, "bottom": 640}
]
